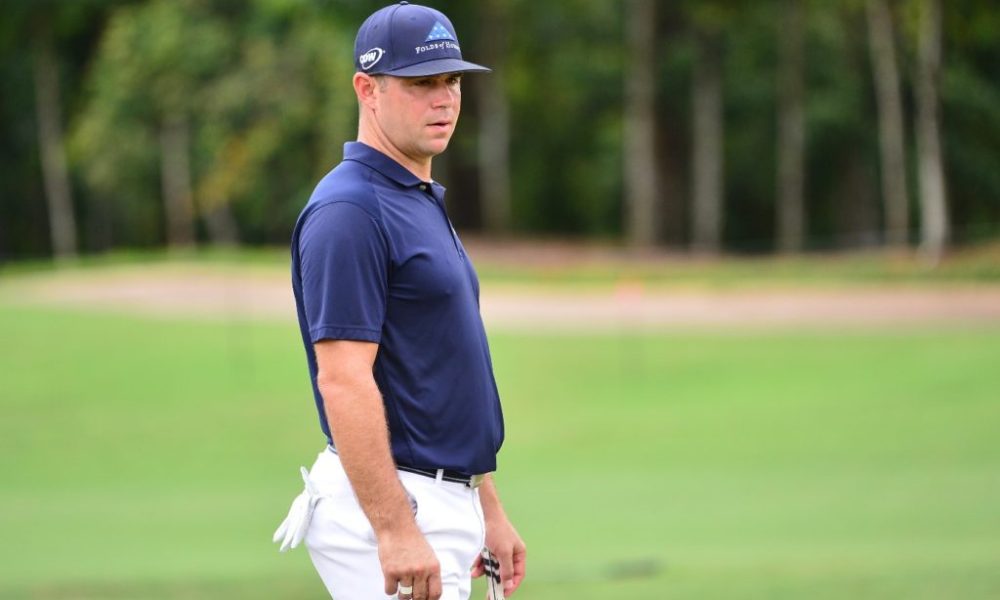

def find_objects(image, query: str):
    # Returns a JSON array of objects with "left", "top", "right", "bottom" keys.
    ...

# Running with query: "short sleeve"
[{"left": 298, "top": 201, "right": 389, "bottom": 344}]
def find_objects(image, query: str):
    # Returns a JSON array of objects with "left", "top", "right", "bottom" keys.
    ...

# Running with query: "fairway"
[{"left": 2, "top": 303, "right": 999, "bottom": 599}]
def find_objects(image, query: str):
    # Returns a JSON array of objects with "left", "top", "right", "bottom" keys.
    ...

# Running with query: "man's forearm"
[
  {"left": 478, "top": 475, "right": 508, "bottom": 524},
  {"left": 319, "top": 376, "right": 418, "bottom": 538},
  {"left": 478, "top": 474, "right": 527, "bottom": 595},
  {"left": 314, "top": 339, "right": 443, "bottom": 597}
]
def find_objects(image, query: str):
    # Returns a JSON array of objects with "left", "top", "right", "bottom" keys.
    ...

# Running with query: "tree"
[
  {"left": 915, "top": 0, "right": 948, "bottom": 262},
  {"left": 866, "top": 0, "right": 910, "bottom": 249},
  {"left": 71, "top": 0, "right": 356, "bottom": 248},
  {"left": 475, "top": 0, "right": 511, "bottom": 234},
  {"left": 71, "top": 0, "right": 232, "bottom": 248},
  {"left": 194, "top": 1, "right": 356, "bottom": 244},
  {"left": 158, "top": 110, "right": 195, "bottom": 247},
  {"left": 4, "top": 0, "right": 998, "bottom": 256},
  {"left": 32, "top": 16, "right": 78, "bottom": 260},
  {"left": 624, "top": 0, "right": 659, "bottom": 246},
  {"left": 776, "top": 0, "right": 806, "bottom": 253},
  {"left": 688, "top": 5, "right": 727, "bottom": 254}
]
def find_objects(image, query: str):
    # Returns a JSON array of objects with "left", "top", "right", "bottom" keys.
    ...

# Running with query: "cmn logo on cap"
[{"left": 425, "top": 21, "right": 454, "bottom": 42}]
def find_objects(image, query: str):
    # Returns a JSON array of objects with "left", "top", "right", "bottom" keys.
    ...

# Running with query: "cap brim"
[{"left": 379, "top": 58, "right": 491, "bottom": 77}]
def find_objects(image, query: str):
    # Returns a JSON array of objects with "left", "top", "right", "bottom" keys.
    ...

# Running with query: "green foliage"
[
  {"left": 69, "top": 0, "right": 234, "bottom": 245},
  {"left": 501, "top": 0, "right": 625, "bottom": 235},
  {"left": 68, "top": 0, "right": 356, "bottom": 247},
  {"left": 0, "top": 0, "right": 134, "bottom": 257},
  {"left": 720, "top": 3, "right": 779, "bottom": 249},
  {"left": 940, "top": 2, "right": 1000, "bottom": 242},
  {"left": 2, "top": 0, "right": 1000, "bottom": 256},
  {"left": 804, "top": 2, "right": 880, "bottom": 247}
]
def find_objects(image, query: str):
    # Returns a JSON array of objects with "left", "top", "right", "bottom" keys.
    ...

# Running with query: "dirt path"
[{"left": 4, "top": 263, "right": 1000, "bottom": 331}]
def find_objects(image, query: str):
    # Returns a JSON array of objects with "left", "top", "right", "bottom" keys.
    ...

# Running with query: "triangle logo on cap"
[{"left": 425, "top": 21, "right": 454, "bottom": 42}]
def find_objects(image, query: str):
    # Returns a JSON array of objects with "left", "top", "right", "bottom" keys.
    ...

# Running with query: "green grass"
[{"left": 1, "top": 304, "right": 999, "bottom": 598}]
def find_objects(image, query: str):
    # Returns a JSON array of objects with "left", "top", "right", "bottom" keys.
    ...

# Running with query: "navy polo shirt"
[{"left": 290, "top": 142, "right": 504, "bottom": 475}]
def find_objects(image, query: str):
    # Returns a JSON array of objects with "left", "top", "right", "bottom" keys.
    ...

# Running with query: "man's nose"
[{"left": 430, "top": 82, "right": 458, "bottom": 108}]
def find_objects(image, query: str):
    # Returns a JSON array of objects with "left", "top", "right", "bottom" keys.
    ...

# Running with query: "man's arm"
[
  {"left": 475, "top": 475, "right": 527, "bottom": 596},
  {"left": 314, "top": 339, "right": 442, "bottom": 600}
]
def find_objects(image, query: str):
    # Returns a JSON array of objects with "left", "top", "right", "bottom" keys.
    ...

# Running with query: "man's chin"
[{"left": 423, "top": 139, "right": 451, "bottom": 157}]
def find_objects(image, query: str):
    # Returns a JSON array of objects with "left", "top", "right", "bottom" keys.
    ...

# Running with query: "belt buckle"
[{"left": 468, "top": 473, "right": 486, "bottom": 488}]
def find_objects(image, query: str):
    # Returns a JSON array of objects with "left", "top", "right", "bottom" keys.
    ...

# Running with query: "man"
[{"left": 272, "top": 3, "right": 526, "bottom": 599}]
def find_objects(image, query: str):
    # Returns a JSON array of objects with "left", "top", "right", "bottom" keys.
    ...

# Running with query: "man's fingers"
[
  {"left": 414, "top": 571, "right": 443, "bottom": 600},
  {"left": 386, "top": 577, "right": 417, "bottom": 599},
  {"left": 470, "top": 553, "right": 485, "bottom": 578},
  {"left": 411, "top": 576, "right": 426, "bottom": 600},
  {"left": 509, "top": 545, "right": 527, "bottom": 595},
  {"left": 377, "top": 533, "right": 440, "bottom": 598},
  {"left": 428, "top": 569, "right": 443, "bottom": 600},
  {"left": 495, "top": 546, "right": 515, "bottom": 595},
  {"left": 387, "top": 572, "right": 436, "bottom": 600},
  {"left": 383, "top": 574, "right": 400, "bottom": 596}
]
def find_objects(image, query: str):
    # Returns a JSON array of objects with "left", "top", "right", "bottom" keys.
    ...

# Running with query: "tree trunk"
[
  {"left": 32, "top": 24, "right": 77, "bottom": 261},
  {"left": 624, "top": 0, "right": 659, "bottom": 247},
  {"left": 204, "top": 203, "right": 239, "bottom": 246},
  {"left": 915, "top": 0, "right": 948, "bottom": 263},
  {"left": 476, "top": 0, "right": 511, "bottom": 234},
  {"left": 690, "top": 31, "right": 725, "bottom": 255},
  {"left": 866, "top": 0, "right": 909, "bottom": 248},
  {"left": 159, "top": 111, "right": 196, "bottom": 248},
  {"left": 836, "top": 154, "right": 880, "bottom": 248},
  {"left": 776, "top": 0, "right": 806, "bottom": 253}
]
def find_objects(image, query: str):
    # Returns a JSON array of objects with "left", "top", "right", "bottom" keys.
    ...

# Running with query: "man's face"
[{"left": 371, "top": 73, "right": 462, "bottom": 161}]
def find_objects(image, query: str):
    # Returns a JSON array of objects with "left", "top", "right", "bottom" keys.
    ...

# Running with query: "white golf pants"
[{"left": 281, "top": 448, "right": 486, "bottom": 599}]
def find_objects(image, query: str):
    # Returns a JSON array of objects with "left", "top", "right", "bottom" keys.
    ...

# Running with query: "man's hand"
[
  {"left": 379, "top": 526, "right": 442, "bottom": 600},
  {"left": 473, "top": 514, "right": 526, "bottom": 597}
]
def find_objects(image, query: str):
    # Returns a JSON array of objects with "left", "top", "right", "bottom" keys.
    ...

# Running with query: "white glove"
[{"left": 272, "top": 466, "right": 322, "bottom": 552}]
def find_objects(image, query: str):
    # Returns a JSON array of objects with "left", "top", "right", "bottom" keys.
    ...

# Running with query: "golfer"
[{"left": 273, "top": 3, "right": 525, "bottom": 599}]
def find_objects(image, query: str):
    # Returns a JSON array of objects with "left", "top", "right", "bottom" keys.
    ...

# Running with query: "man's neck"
[{"left": 356, "top": 128, "right": 432, "bottom": 182}]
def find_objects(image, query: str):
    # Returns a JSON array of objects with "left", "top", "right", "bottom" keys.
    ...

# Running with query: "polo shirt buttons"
[{"left": 419, "top": 184, "right": 429, "bottom": 192}]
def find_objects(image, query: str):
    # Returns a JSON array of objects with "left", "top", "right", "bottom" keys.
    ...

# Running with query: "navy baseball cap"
[{"left": 354, "top": 2, "right": 491, "bottom": 76}]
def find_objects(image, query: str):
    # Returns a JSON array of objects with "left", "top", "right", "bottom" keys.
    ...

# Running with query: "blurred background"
[
  {"left": 1, "top": 0, "right": 999, "bottom": 598},
  {"left": 2, "top": 0, "right": 999, "bottom": 257}
]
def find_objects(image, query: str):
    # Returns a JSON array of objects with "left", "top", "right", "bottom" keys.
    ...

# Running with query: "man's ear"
[{"left": 354, "top": 73, "right": 378, "bottom": 110}]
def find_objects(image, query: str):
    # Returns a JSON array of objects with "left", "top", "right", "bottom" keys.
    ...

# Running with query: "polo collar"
[{"left": 343, "top": 142, "right": 432, "bottom": 189}]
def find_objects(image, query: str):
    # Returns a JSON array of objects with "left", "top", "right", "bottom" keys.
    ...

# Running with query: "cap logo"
[
  {"left": 425, "top": 21, "right": 454, "bottom": 42},
  {"left": 359, "top": 47, "right": 384, "bottom": 70}
]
